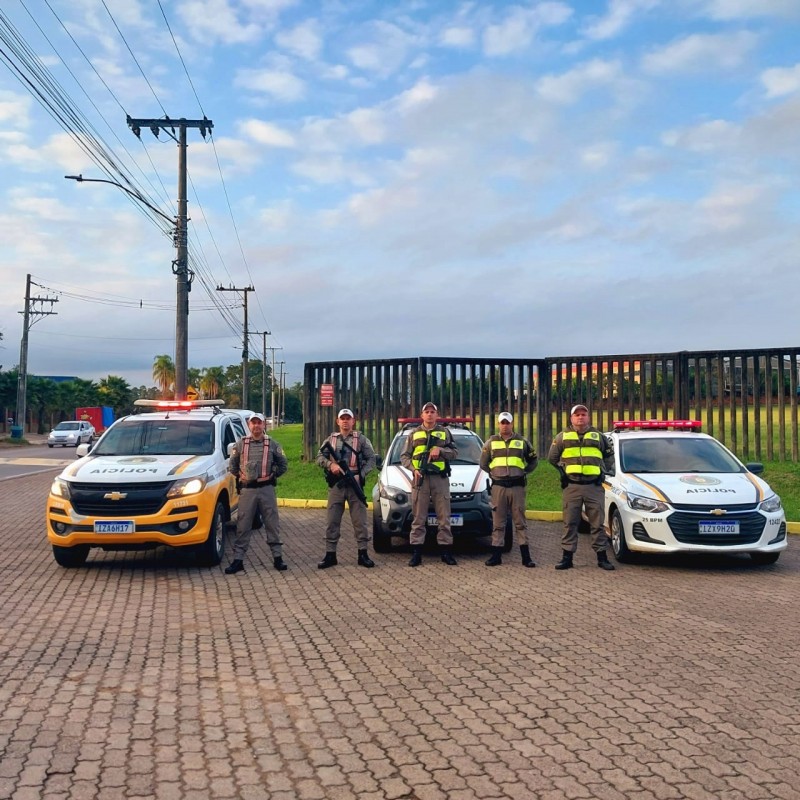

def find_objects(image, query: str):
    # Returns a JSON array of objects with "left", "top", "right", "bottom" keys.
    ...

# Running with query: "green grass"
[{"left": 271, "top": 424, "right": 800, "bottom": 522}]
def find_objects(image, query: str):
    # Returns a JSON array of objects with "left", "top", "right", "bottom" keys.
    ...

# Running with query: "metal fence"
[{"left": 303, "top": 348, "right": 800, "bottom": 463}]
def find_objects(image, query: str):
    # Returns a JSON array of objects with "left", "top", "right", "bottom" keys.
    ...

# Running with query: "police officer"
[
  {"left": 225, "top": 413, "right": 289, "bottom": 575},
  {"left": 400, "top": 402, "right": 459, "bottom": 567},
  {"left": 479, "top": 411, "right": 538, "bottom": 567},
  {"left": 548, "top": 404, "right": 616, "bottom": 571},
  {"left": 316, "top": 408, "right": 377, "bottom": 569}
]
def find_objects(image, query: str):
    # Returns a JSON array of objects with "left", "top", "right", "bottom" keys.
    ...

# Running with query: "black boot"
[
  {"left": 554, "top": 550, "right": 573, "bottom": 570},
  {"left": 224, "top": 559, "right": 244, "bottom": 575},
  {"left": 273, "top": 556, "right": 288, "bottom": 571},
  {"left": 597, "top": 551, "right": 616, "bottom": 571},
  {"left": 485, "top": 546, "right": 502, "bottom": 566},
  {"left": 357, "top": 549, "right": 375, "bottom": 568},
  {"left": 520, "top": 545, "right": 536, "bottom": 568},
  {"left": 317, "top": 552, "right": 338, "bottom": 569},
  {"left": 408, "top": 547, "right": 422, "bottom": 567},
  {"left": 440, "top": 548, "right": 458, "bottom": 566}
]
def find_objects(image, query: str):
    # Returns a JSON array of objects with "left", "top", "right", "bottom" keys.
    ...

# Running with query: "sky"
[{"left": 1, "top": 0, "right": 799, "bottom": 391}]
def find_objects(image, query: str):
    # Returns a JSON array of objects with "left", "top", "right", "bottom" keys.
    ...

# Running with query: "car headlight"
[
  {"left": 50, "top": 477, "right": 72, "bottom": 498},
  {"left": 167, "top": 475, "right": 207, "bottom": 498},
  {"left": 760, "top": 494, "right": 782, "bottom": 513},
  {"left": 379, "top": 484, "right": 408, "bottom": 505},
  {"left": 627, "top": 493, "right": 670, "bottom": 513}
]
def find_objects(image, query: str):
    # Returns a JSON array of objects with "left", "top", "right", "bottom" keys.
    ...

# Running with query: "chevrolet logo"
[
  {"left": 104, "top": 491, "right": 128, "bottom": 501},
  {"left": 710, "top": 508, "right": 727, "bottom": 516}
]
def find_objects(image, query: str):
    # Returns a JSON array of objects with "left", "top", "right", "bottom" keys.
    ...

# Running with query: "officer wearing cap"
[
  {"left": 316, "top": 408, "right": 377, "bottom": 569},
  {"left": 548, "top": 404, "right": 616, "bottom": 571},
  {"left": 479, "top": 412, "right": 538, "bottom": 567},
  {"left": 225, "top": 413, "right": 289, "bottom": 575},
  {"left": 400, "top": 402, "right": 459, "bottom": 567}
]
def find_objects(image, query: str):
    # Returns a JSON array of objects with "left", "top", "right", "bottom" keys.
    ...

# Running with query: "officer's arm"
[
  {"left": 315, "top": 436, "right": 333, "bottom": 470},
  {"left": 229, "top": 441, "right": 241, "bottom": 475},
  {"left": 547, "top": 435, "right": 563, "bottom": 468},
  {"left": 602, "top": 435, "right": 616, "bottom": 476},
  {"left": 438, "top": 430, "right": 458, "bottom": 461},
  {"left": 479, "top": 441, "right": 491, "bottom": 473},
  {"left": 525, "top": 443, "right": 539, "bottom": 474},
  {"left": 272, "top": 442, "right": 289, "bottom": 478},
  {"left": 360, "top": 437, "right": 377, "bottom": 477},
  {"left": 399, "top": 433, "right": 414, "bottom": 470}
]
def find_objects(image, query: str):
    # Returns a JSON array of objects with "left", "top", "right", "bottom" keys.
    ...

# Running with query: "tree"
[
  {"left": 199, "top": 366, "right": 225, "bottom": 400},
  {"left": 152, "top": 355, "right": 175, "bottom": 399},
  {"left": 98, "top": 375, "right": 134, "bottom": 416}
]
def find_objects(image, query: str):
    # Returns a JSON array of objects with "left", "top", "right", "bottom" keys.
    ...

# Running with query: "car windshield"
[
  {"left": 92, "top": 420, "right": 215, "bottom": 456},
  {"left": 55, "top": 422, "right": 80, "bottom": 431},
  {"left": 620, "top": 436, "right": 744, "bottom": 474},
  {"left": 388, "top": 430, "right": 483, "bottom": 466}
]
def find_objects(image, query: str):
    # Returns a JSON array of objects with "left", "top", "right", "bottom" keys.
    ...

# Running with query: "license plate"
[
  {"left": 427, "top": 514, "right": 463, "bottom": 527},
  {"left": 699, "top": 520, "right": 740, "bottom": 534},
  {"left": 94, "top": 521, "right": 135, "bottom": 533}
]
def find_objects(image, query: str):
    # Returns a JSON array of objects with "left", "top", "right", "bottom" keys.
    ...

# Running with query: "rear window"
[{"left": 93, "top": 420, "right": 215, "bottom": 456}]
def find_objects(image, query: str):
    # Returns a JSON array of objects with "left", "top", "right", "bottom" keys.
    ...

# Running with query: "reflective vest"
[
  {"left": 240, "top": 436, "right": 271, "bottom": 480},
  {"left": 488, "top": 436, "right": 528, "bottom": 477},
  {"left": 561, "top": 429, "right": 604, "bottom": 477},
  {"left": 329, "top": 432, "right": 360, "bottom": 472},
  {"left": 411, "top": 427, "right": 448, "bottom": 473}
]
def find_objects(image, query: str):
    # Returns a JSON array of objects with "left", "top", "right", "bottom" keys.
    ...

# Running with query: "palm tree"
[
  {"left": 199, "top": 366, "right": 225, "bottom": 400},
  {"left": 152, "top": 355, "right": 175, "bottom": 399}
]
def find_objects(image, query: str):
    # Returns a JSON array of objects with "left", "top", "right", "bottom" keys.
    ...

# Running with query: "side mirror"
[
  {"left": 76, "top": 443, "right": 91, "bottom": 458},
  {"left": 745, "top": 462, "right": 764, "bottom": 475}
]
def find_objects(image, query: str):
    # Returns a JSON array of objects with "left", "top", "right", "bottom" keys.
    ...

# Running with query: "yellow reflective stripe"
[
  {"left": 489, "top": 456, "right": 526, "bottom": 470},
  {"left": 565, "top": 464, "right": 601, "bottom": 475},
  {"left": 562, "top": 446, "right": 602, "bottom": 459}
]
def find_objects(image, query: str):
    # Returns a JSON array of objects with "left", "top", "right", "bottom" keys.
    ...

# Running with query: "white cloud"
[
  {"left": 0, "top": 91, "right": 32, "bottom": 126},
  {"left": 661, "top": 119, "right": 739, "bottom": 152},
  {"left": 5, "top": 132, "right": 93, "bottom": 173},
  {"left": 234, "top": 67, "right": 305, "bottom": 101},
  {"left": 761, "top": 63, "right": 800, "bottom": 98},
  {"left": 177, "top": 0, "right": 262, "bottom": 45},
  {"left": 275, "top": 20, "right": 322, "bottom": 61},
  {"left": 346, "top": 21, "right": 415, "bottom": 77},
  {"left": 536, "top": 59, "right": 623, "bottom": 104},
  {"left": 483, "top": 2, "right": 572, "bottom": 56},
  {"left": 346, "top": 108, "right": 386, "bottom": 145},
  {"left": 394, "top": 78, "right": 438, "bottom": 114},
  {"left": 239, "top": 119, "right": 296, "bottom": 147},
  {"left": 700, "top": 0, "right": 800, "bottom": 20},
  {"left": 642, "top": 31, "right": 758, "bottom": 75},
  {"left": 696, "top": 183, "right": 764, "bottom": 232},
  {"left": 10, "top": 195, "right": 79, "bottom": 223},
  {"left": 583, "top": 0, "right": 660, "bottom": 41},
  {"left": 440, "top": 26, "right": 475, "bottom": 48}
]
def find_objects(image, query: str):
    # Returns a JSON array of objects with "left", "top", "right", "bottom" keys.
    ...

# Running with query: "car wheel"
[
  {"left": 197, "top": 502, "right": 226, "bottom": 567},
  {"left": 48, "top": 444, "right": 54, "bottom": 448},
  {"left": 503, "top": 516, "right": 513, "bottom": 552},
  {"left": 373, "top": 511, "right": 391, "bottom": 552},
  {"left": 52, "top": 544, "right": 89, "bottom": 568},
  {"left": 750, "top": 552, "right": 780, "bottom": 566},
  {"left": 610, "top": 509, "right": 632, "bottom": 563}
]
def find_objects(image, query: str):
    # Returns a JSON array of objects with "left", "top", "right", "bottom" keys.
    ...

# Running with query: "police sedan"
[{"left": 605, "top": 420, "right": 787, "bottom": 565}]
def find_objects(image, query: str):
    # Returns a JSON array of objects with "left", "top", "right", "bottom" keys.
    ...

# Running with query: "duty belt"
[{"left": 241, "top": 478, "right": 275, "bottom": 488}]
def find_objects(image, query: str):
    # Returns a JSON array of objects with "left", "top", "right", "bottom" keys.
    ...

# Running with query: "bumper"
[{"left": 375, "top": 494, "right": 492, "bottom": 538}]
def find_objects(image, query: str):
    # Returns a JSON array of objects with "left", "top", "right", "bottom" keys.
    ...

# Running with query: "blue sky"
[{"left": 1, "top": 0, "right": 799, "bottom": 390}]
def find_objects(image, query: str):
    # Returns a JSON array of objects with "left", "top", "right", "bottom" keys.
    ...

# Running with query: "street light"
[{"left": 65, "top": 173, "right": 190, "bottom": 399}]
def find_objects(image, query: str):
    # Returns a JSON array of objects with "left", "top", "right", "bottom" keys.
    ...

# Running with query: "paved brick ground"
[{"left": 1, "top": 471, "right": 798, "bottom": 800}]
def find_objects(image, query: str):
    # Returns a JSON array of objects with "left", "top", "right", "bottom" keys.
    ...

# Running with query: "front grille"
[
  {"left": 69, "top": 481, "right": 173, "bottom": 517},
  {"left": 667, "top": 511, "right": 765, "bottom": 545},
  {"left": 450, "top": 492, "right": 475, "bottom": 503},
  {"left": 670, "top": 501, "right": 757, "bottom": 513}
]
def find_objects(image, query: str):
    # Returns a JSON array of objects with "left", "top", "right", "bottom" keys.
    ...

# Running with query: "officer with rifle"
[
  {"left": 400, "top": 402, "right": 459, "bottom": 567},
  {"left": 316, "top": 408, "right": 377, "bottom": 569}
]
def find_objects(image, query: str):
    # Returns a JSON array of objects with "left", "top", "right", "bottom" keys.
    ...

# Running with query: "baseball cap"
[
  {"left": 421, "top": 402, "right": 438, "bottom": 412},
  {"left": 250, "top": 413, "right": 265, "bottom": 422},
  {"left": 498, "top": 412, "right": 513, "bottom": 423},
  {"left": 570, "top": 404, "right": 589, "bottom": 415},
  {"left": 337, "top": 408, "right": 354, "bottom": 419}
]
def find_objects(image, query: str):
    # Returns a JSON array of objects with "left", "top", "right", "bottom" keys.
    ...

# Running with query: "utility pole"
[
  {"left": 15, "top": 274, "right": 58, "bottom": 436},
  {"left": 252, "top": 331, "right": 271, "bottom": 417},
  {"left": 216, "top": 285, "right": 254, "bottom": 407},
  {"left": 278, "top": 361, "right": 286, "bottom": 424},
  {"left": 265, "top": 345, "right": 283, "bottom": 424},
  {"left": 127, "top": 115, "right": 213, "bottom": 400}
]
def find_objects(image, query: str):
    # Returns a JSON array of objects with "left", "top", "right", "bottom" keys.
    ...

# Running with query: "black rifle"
[{"left": 320, "top": 440, "right": 367, "bottom": 506}]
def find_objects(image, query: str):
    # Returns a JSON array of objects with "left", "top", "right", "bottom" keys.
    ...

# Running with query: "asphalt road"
[{"left": 1, "top": 469, "right": 798, "bottom": 799}]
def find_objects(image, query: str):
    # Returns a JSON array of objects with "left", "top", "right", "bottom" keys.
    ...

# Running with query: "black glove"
[{"left": 560, "top": 473, "right": 569, "bottom": 490}]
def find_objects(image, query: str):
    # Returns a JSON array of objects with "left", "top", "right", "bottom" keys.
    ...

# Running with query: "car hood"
[
  {"left": 59, "top": 453, "right": 214, "bottom": 483},
  {"left": 382, "top": 463, "right": 489, "bottom": 493},
  {"left": 619, "top": 471, "right": 772, "bottom": 505}
]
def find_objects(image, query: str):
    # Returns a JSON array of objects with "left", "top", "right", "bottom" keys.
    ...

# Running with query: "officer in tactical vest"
[
  {"left": 548, "top": 404, "right": 616, "bottom": 571},
  {"left": 316, "top": 408, "right": 377, "bottom": 569},
  {"left": 225, "top": 413, "right": 289, "bottom": 575},
  {"left": 400, "top": 402, "right": 459, "bottom": 567},
  {"left": 479, "top": 411, "right": 538, "bottom": 567}
]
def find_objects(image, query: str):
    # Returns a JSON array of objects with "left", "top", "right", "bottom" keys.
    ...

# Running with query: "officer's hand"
[
  {"left": 329, "top": 462, "right": 342, "bottom": 475},
  {"left": 560, "top": 474, "right": 569, "bottom": 489},
  {"left": 428, "top": 446, "right": 440, "bottom": 459}
]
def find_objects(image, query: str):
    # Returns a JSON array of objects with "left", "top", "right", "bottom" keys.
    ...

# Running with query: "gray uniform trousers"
[
  {"left": 561, "top": 482, "right": 609, "bottom": 553},
  {"left": 325, "top": 482, "right": 369, "bottom": 551},
  {"left": 409, "top": 473, "right": 453, "bottom": 546},
  {"left": 491, "top": 484, "right": 529, "bottom": 547},
  {"left": 233, "top": 485, "right": 282, "bottom": 560}
]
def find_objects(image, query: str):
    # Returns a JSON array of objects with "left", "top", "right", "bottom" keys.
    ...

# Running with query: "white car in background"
[
  {"left": 605, "top": 420, "right": 787, "bottom": 565},
  {"left": 47, "top": 420, "right": 95, "bottom": 447}
]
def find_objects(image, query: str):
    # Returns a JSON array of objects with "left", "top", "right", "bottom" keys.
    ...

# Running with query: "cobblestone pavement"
[{"left": 2, "top": 471, "right": 799, "bottom": 800}]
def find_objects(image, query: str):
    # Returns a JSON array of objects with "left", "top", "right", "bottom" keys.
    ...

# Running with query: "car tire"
[
  {"left": 197, "top": 502, "right": 226, "bottom": 567},
  {"left": 52, "top": 544, "right": 89, "bottom": 568},
  {"left": 610, "top": 509, "right": 633, "bottom": 563},
  {"left": 749, "top": 552, "right": 780, "bottom": 566},
  {"left": 373, "top": 512, "right": 392, "bottom": 552},
  {"left": 48, "top": 444, "right": 54, "bottom": 448}
]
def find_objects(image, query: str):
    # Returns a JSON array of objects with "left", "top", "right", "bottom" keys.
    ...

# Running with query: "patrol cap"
[
  {"left": 250, "top": 413, "right": 265, "bottom": 422},
  {"left": 498, "top": 412, "right": 513, "bottom": 423},
  {"left": 570, "top": 404, "right": 589, "bottom": 415},
  {"left": 421, "top": 402, "right": 438, "bottom": 412},
  {"left": 337, "top": 408, "right": 354, "bottom": 419}
]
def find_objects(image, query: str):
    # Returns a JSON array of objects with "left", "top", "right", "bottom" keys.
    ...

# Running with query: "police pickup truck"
[{"left": 46, "top": 400, "right": 246, "bottom": 568}]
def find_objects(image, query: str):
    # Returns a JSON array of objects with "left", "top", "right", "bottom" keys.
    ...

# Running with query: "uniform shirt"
[
  {"left": 316, "top": 430, "right": 377, "bottom": 481},
  {"left": 399, "top": 424, "right": 458, "bottom": 473},
  {"left": 480, "top": 433, "right": 538, "bottom": 479},
  {"left": 229, "top": 435, "right": 288, "bottom": 483},
  {"left": 548, "top": 426, "right": 614, "bottom": 481}
]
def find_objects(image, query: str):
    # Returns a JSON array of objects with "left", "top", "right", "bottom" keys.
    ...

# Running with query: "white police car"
[
  {"left": 605, "top": 420, "right": 787, "bottom": 565},
  {"left": 371, "top": 418, "right": 505, "bottom": 552},
  {"left": 46, "top": 400, "right": 246, "bottom": 568}
]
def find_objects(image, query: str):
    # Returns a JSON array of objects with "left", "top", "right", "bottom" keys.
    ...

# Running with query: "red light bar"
[
  {"left": 398, "top": 417, "right": 474, "bottom": 424},
  {"left": 613, "top": 419, "right": 702, "bottom": 431}
]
